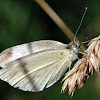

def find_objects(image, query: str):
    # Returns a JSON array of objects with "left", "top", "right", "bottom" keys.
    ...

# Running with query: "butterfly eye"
[
  {"left": 66, "top": 46, "right": 70, "bottom": 49},
  {"left": 73, "top": 44, "right": 77, "bottom": 48}
]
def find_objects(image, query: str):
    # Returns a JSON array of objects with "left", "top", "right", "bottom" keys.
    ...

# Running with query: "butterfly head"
[{"left": 67, "top": 41, "right": 79, "bottom": 54}]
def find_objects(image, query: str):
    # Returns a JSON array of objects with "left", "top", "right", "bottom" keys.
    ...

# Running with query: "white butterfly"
[{"left": 0, "top": 40, "right": 79, "bottom": 92}]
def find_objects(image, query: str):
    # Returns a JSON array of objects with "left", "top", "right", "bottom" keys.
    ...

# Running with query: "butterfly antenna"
[{"left": 74, "top": 7, "right": 87, "bottom": 42}]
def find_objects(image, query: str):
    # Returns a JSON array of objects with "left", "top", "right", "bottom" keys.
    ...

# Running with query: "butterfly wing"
[
  {"left": 0, "top": 40, "right": 67, "bottom": 68},
  {"left": 14, "top": 55, "right": 71, "bottom": 92},
  {"left": 0, "top": 49, "right": 72, "bottom": 92}
]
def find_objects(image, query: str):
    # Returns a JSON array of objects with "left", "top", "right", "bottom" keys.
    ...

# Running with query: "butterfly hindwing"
[{"left": 0, "top": 49, "right": 72, "bottom": 92}]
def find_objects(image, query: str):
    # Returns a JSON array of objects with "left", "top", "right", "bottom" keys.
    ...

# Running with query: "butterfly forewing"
[{"left": 0, "top": 40, "right": 67, "bottom": 68}]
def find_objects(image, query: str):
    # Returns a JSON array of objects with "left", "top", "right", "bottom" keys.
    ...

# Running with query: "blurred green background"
[{"left": 0, "top": 0, "right": 100, "bottom": 100}]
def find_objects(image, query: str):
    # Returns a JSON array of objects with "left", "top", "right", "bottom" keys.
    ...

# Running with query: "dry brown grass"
[{"left": 61, "top": 35, "right": 100, "bottom": 96}]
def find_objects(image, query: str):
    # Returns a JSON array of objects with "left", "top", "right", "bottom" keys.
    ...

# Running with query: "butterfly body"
[{"left": 0, "top": 40, "right": 79, "bottom": 92}]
